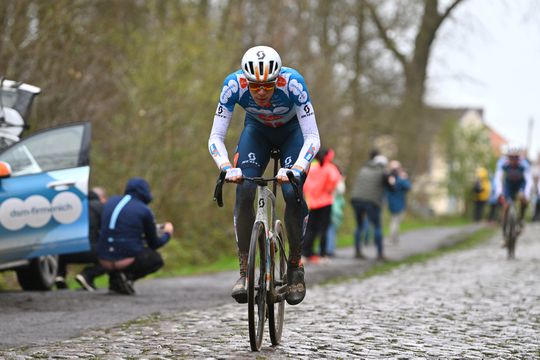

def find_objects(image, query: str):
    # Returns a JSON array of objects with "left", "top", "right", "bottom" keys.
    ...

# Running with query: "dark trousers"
[
  {"left": 58, "top": 248, "right": 106, "bottom": 281},
  {"left": 123, "top": 248, "right": 164, "bottom": 281},
  {"left": 533, "top": 200, "right": 540, "bottom": 222},
  {"left": 488, "top": 203, "right": 499, "bottom": 222},
  {"left": 351, "top": 199, "right": 383, "bottom": 257},
  {"left": 473, "top": 201, "right": 486, "bottom": 222},
  {"left": 302, "top": 205, "right": 332, "bottom": 257}
]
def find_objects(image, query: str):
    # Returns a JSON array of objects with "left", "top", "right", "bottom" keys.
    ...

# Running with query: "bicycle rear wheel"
[
  {"left": 269, "top": 220, "right": 287, "bottom": 345},
  {"left": 507, "top": 205, "right": 517, "bottom": 259},
  {"left": 248, "top": 221, "right": 267, "bottom": 351}
]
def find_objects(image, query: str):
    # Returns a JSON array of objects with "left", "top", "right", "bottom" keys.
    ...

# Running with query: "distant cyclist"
[
  {"left": 208, "top": 45, "right": 320, "bottom": 305},
  {"left": 494, "top": 144, "right": 532, "bottom": 238}
]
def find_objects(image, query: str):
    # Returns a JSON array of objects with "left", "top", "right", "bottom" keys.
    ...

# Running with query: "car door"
[{"left": 0, "top": 122, "right": 91, "bottom": 263}]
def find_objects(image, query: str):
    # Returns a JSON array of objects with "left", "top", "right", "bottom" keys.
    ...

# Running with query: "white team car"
[{"left": 0, "top": 79, "right": 91, "bottom": 290}]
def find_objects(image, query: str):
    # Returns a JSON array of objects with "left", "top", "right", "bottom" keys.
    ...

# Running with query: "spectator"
[
  {"left": 324, "top": 176, "right": 345, "bottom": 257},
  {"left": 532, "top": 173, "right": 540, "bottom": 221},
  {"left": 97, "top": 178, "right": 174, "bottom": 295},
  {"left": 355, "top": 215, "right": 371, "bottom": 249},
  {"left": 386, "top": 160, "right": 411, "bottom": 244},
  {"left": 302, "top": 148, "right": 341, "bottom": 263},
  {"left": 55, "top": 187, "right": 108, "bottom": 291},
  {"left": 472, "top": 167, "right": 491, "bottom": 222},
  {"left": 487, "top": 175, "right": 500, "bottom": 223},
  {"left": 350, "top": 150, "right": 392, "bottom": 261}
]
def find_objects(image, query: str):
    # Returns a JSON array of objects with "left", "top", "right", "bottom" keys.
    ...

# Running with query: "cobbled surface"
[{"left": 1, "top": 224, "right": 539, "bottom": 359}]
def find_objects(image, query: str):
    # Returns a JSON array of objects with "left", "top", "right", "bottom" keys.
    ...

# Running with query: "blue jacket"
[
  {"left": 386, "top": 176, "right": 411, "bottom": 214},
  {"left": 97, "top": 178, "right": 170, "bottom": 261}
]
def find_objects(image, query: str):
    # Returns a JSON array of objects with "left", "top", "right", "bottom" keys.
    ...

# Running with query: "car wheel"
[{"left": 16, "top": 255, "right": 59, "bottom": 291}]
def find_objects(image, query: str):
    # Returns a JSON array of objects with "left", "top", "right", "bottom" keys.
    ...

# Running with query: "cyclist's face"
[
  {"left": 248, "top": 81, "right": 275, "bottom": 106},
  {"left": 508, "top": 155, "right": 519, "bottom": 165}
]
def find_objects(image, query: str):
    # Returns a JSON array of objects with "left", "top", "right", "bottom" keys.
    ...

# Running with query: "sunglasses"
[{"left": 248, "top": 81, "right": 276, "bottom": 91}]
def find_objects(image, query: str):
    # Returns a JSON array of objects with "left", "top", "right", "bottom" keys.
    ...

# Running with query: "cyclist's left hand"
[{"left": 277, "top": 167, "right": 302, "bottom": 184}]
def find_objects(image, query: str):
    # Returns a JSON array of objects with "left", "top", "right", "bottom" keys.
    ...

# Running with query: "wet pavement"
[{"left": 2, "top": 223, "right": 539, "bottom": 359}]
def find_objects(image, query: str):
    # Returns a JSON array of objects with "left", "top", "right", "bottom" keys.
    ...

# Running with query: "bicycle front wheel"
[
  {"left": 507, "top": 205, "right": 517, "bottom": 259},
  {"left": 248, "top": 221, "right": 267, "bottom": 351},
  {"left": 269, "top": 220, "right": 286, "bottom": 345}
]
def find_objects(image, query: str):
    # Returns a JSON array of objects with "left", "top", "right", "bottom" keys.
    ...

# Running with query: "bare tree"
[{"left": 366, "top": 0, "right": 467, "bottom": 173}]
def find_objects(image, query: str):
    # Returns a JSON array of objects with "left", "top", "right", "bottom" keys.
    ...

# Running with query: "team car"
[{"left": 0, "top": 79, "right": 91, "bottom": 290}]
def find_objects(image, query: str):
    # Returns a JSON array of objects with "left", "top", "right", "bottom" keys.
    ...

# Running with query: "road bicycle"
[
  {"left": 213, "top": 149, "right": 301, "bottom": 351},
  {"left": 501, "top": 198, "right": 520, "bottom": 259}
]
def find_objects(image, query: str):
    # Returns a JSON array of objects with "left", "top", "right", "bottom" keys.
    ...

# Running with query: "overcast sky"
[{"left": 427, "top": 0, "right": 540, "bottom": 160}]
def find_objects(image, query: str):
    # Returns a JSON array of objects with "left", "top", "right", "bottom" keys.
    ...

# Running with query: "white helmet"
[
  {"left": 241, "top": 46, "right": 282, "bottom": 82},
  {"left": 505, "top": 143, "right": 522, "bottom": 156}
]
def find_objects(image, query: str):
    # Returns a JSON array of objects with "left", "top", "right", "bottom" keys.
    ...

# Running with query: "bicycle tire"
[
  {"left": 248, "top": 221, "right": 267, "bottom": 351},
  {"left": 507, "top": 205, "right": 517, "bottom": 259},
  {"left": 269, "top": 220, "right": 287, "bottom": 345}
]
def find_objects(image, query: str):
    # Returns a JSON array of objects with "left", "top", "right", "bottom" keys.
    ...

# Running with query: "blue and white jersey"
[
  {"left": 494, "top": 156, "right": 533, "bottom": 200},
  {"left": 208, "top": 67, "right": 320, "bottom": 172}
]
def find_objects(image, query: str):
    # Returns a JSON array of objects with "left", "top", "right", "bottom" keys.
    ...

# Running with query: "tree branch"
[
  {"left": 439, "top": 0, "right": 466, "bottom": 24},
  {"left": 365, "top": 1, "right": 408, "bottom": 69}
]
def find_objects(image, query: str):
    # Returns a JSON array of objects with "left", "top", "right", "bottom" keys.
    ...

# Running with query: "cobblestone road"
[{"left": 1, "top": 224, "right": 539, "bottom": 359}]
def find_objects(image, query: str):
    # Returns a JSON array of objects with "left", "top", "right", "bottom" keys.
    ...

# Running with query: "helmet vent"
[
  {"left": 269, "top": 61, "right": 275, "bottom": 73},
  {"left": 247, "top": 61, "right": 255, "bottom": 75},
  {"left": 258, "top": 62, "right": 264, "bottom": 77}
]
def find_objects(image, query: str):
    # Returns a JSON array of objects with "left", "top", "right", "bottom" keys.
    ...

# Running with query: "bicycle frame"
[{"left": 253, "top": 182, "right": 276, "bottom": 293}]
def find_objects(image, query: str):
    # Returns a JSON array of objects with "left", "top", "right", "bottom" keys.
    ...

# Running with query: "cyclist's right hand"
[{"left": 223, "top": 166, "right": 243, "bottom": 183}]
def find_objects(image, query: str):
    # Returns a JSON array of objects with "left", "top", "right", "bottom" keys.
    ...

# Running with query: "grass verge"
[
  {"left": 0, "top": 216, "right": 477, "bottom": 291},
  {"left": 327, "top": 226, "right": 496, "bottom": 285}
]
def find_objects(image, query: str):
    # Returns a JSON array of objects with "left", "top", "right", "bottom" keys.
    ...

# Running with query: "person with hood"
[
  {"left": 472, "top": 167, "right": 491, "bottom": 222},
  {"left": 302, "top": 148, "right": 342, "bottom": 262},
  {"left": 97, "top": 178, "right": 174, "bottom": 295},
  {"left": 350, "top": 150, "right": 392, "bottom": 261},
  {"left": 386, "top": 160, "right": 411, "bottom": 243}
]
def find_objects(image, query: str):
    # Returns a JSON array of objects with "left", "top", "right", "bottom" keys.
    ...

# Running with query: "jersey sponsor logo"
[
  {"left": 0, "top": 193, "right": 83, "bottom": 231},
  {"left": 284, "top": 156, "right": 293, "bottom": 167},
  {"left": 277, "top": 75, "right": 286, "bottom": 87},
  {"left": 300, "top": 103, "right": 314, "bottom": 120},
  {"left": 210, "top": 143, "right": 220, "bottom": 158},
  {"left": 241, "top": 152, "right": 261, "bottom": 167},
  {"left": 289, "top": 79, "right": 308, "bottom": 104},
  {"left": 239, "top": 77, "right": 248, "bottom": 89},
  {"left": 505, "top": 166, "right": 525, "bottom": 182},
  {"left": 214, "top": 105, "right": 229, "bottom": 119},
  {"left": 303, "top": 143, "right": 316, "bottom": 162},
  {"left": 220, "top": 79, "right": 239, "bottom": 104}
]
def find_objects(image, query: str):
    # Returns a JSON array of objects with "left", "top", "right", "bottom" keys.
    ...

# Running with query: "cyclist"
[
  {"left": 494, "top": 144, "right": 532, "bottom": 241},
  {"left": 208, "top": 45, "right": 320, "bottom": 306}
]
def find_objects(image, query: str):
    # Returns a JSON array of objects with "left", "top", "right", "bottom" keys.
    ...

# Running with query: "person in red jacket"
[{"left": 302, "top": 148, "right": 342, "bottom": 263}]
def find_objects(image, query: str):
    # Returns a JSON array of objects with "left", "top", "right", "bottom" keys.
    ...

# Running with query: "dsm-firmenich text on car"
[{"left": 0, "top": 79, "right": 91, "bottom": 290}]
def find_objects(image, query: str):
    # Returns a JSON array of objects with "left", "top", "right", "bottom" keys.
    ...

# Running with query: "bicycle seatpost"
[{"left": 270, "top": 148, "right": 280, "bottom": 194}]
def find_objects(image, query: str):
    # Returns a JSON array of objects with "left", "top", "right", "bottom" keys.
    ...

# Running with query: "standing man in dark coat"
[{"left": 350, "top": 150, "right": 392, "bottom": 261}]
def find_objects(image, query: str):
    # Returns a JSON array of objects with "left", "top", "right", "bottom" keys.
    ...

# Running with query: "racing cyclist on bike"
[
  {"left": 208, "top": 46, "right": 320, "bottom": 306},
  {"left": 494, "top": 144, "right": 532, "bottom": 242}
]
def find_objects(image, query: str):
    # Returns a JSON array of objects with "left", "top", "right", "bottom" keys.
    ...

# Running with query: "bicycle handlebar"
[
  {"left": 213, "top": 171, "right": 226, "bottom": 207},
  {"left": 213, "top": 170, "right": 302, "bottom": 207}
]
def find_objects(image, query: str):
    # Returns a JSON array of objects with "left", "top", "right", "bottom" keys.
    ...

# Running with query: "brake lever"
[{"left": 286, "top": 171, "right": 302, "bottom": 204}]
